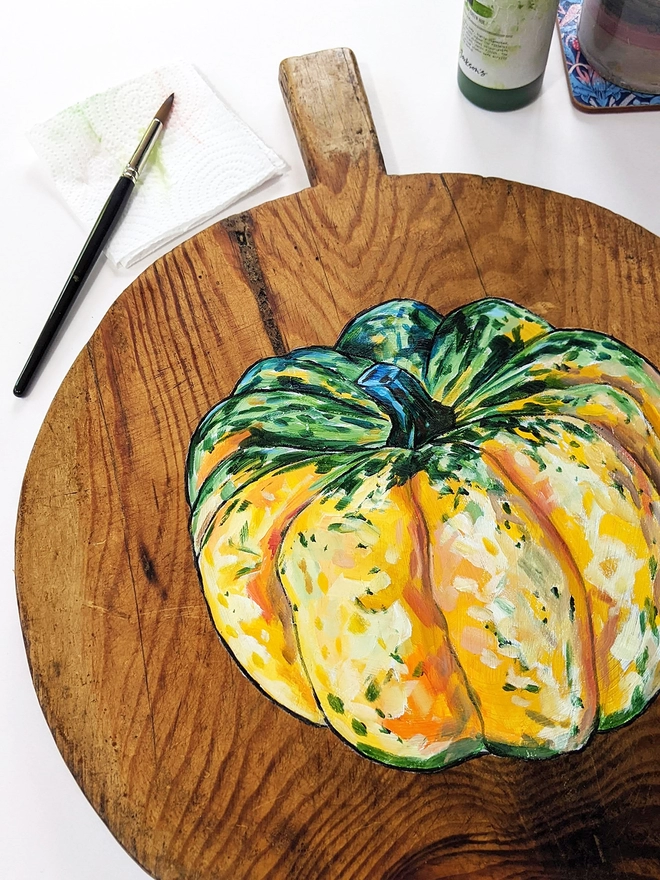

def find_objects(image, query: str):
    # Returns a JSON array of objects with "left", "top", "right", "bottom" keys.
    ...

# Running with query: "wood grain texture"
[
  {"left": 15, "top": 49, "right": 660, "bottom": 880},
  {"left": 279, "top": 48, "right": 384, "bottom": 189}
]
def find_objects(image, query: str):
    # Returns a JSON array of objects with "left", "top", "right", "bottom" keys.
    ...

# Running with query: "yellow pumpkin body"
[{"left": 187, "top": 298, "right": 660, "bottom": 770}]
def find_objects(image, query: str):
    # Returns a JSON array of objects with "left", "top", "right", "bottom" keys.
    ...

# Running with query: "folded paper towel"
[{"left": 28, "top": 62, "right": 286, "bottom": 268}]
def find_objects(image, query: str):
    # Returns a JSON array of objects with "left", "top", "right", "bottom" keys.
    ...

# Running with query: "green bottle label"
[{"left": 459, "top": 0, "right": 558, "bottom": 90}]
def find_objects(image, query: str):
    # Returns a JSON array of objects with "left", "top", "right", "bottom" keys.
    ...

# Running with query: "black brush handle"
[{"left": 14, "top": 174, "right": 135, "bottom": 396}]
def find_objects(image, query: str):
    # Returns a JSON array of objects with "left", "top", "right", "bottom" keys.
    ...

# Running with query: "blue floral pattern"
[{"left": 558, "top": 0, "right": 660, "bottom": 110}]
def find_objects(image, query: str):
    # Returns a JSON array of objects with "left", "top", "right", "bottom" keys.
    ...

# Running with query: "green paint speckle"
[
  {"left": 565, "top": 642, "right": 573, "bottom": 687},
  {"left": 645, "top": 597, "right": 659, "bottom": 638},
  {"left": 365, "top": 680, "right": 380, "bottom": 702},
  {"left": 352, "top": 718, "right": 368, "bottom": 737},
  {"left": 637, "top": 646, "right": 650, "bottom": 676},
  {"left": 327, "top": 694, "right": 344, "bottom": 714}
]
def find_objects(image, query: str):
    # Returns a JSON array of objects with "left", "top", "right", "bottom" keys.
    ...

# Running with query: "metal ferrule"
[
  {"left": 121, "top": 165, "right": 140, "bottom": 183},
  {"left": 121, "top": 118, "right": 163, "bottom": 181}
]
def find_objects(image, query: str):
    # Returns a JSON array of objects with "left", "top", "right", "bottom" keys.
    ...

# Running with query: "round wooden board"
[{"left": 16, "top": 50, "right": 660, "bottom": 880}]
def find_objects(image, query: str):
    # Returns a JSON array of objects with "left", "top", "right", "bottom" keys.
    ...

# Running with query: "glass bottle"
[{"left": 458, "top": 0, "right": 561, "bottom": 111}]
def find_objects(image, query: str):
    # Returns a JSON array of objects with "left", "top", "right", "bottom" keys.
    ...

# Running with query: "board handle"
[{"left": 279, "top": 48, "right": 385, "bottom": 190}]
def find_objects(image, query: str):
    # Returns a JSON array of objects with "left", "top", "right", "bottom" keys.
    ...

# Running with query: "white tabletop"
[{"left": 1, "top": 1, "right": 658, "bottom": 877}]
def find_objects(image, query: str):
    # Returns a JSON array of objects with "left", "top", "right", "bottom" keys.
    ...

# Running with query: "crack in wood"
[
  {"left": 222, "top": 213, "right": 286, "bottom": 356},
  {"left": 441, "top": 174, "right": 489, "bottom": 298}
]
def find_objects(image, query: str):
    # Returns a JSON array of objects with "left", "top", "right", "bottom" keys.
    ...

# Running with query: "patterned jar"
[{"left": 578, "top": 0, "right": 660, "bottom": 93}]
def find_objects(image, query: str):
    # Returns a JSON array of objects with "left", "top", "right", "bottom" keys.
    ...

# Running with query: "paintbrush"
[{"left": 14, "top": 93, "right": 175, "bottom": 397}]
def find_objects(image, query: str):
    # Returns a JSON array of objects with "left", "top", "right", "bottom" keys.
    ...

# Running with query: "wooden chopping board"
[{"left": 15, "top": 48, "right": 660, "bottom": 880}]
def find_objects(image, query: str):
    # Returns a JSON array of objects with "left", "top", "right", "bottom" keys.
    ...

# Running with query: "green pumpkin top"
[{"left": 187, "top": 297, "right": 660, "bottom": 518}]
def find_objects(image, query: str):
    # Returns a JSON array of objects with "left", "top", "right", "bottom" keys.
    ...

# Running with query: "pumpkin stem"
[{"left": 357, "top": 363, "right": 455, "bottom": 449}]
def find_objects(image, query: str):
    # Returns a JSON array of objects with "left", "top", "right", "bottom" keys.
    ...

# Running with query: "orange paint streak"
[
  {"left": 241, "top": 479, "right": 329, "bottom": 623},
  {"left": 195, "top": 429, "right": 252, "bottom": 492},
  {"left": 408, "top": 475, "right": 486, "bottom": 736},
  {"left": 452, "top": 557, "right": 494, "bottom": 591},
  {"left": 385, "top": 715, "right": 459, "bottom": 740},
  {"left": 245, "top": 576, "right": 275, "bottom": 624},
  {"left": 247, "top": 494, "right": 326, "bottom": 624}
]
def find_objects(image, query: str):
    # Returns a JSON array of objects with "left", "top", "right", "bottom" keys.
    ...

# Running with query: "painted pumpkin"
[{"left": 186, "top": 298, "right": 660, "bottom": 770}]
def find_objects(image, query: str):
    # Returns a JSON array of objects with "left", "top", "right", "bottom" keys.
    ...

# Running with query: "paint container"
[
  {"left": 458, "top": 0, "right": 561, "bottom": 111},
  {"left": 578, "top": 0, "right": 660, "bottom": 94}
]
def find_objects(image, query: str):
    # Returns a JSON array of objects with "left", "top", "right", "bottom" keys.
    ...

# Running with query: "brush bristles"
[{"left": 154, "top": 93, "right": 175, "bottom": 124}]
